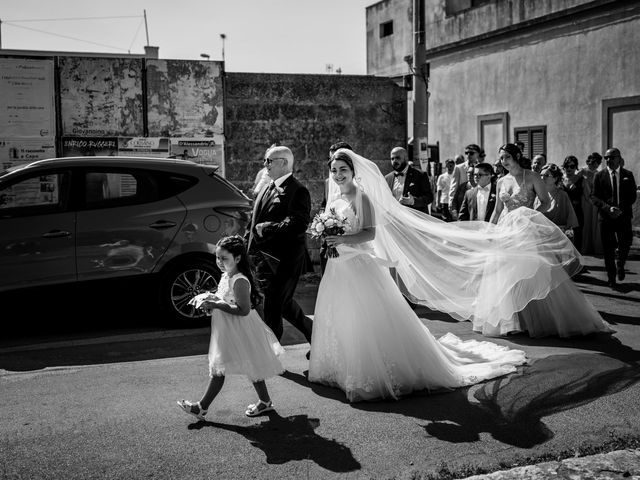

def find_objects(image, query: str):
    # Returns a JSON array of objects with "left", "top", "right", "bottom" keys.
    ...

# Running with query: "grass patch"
[{"left": 409, "top": 432, "right": 640, "bottom": 480}]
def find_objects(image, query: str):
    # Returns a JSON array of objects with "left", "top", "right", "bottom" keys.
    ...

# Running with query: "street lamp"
[
  {"left": 220, "top": 33, "right": 226, "bottom": 64},
  {"left": 200, "top": 53, "right": 210, "bottom": 60}
]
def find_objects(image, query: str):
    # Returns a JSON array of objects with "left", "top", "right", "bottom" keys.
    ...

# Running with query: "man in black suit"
[
  {"left": 590, "top": 147, "right": 637, "bottom": 288},
  {"left": 458, "top": 162, "right": 497, "bottom": 222},
  {"left": 384, "top": 146, "right": 433, "bottom": 214},
  {"left": 246, "top": 145, "right": 313, "bottom": 342}
]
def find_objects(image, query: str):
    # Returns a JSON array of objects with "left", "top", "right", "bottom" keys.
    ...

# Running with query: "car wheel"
[{"left": 159, "top": 258, "right": 221, "bottom": 326}]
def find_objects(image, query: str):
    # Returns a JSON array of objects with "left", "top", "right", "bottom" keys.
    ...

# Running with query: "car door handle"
[
  {"left": 149, "top": 220, "right": 177, "bottom": 230},
  {"left": 42, "top": 230, "right": 72, "bottom": 238}
]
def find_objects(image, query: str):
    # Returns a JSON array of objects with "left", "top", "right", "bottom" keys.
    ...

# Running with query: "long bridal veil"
[{"left": 326, "top": 149, "right": 582, "bottom": 327}]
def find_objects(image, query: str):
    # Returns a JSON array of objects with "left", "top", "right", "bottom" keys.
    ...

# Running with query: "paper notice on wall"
[
  {"left": 0, "top": 139, "right": 56, "bottom": 171},
  {"left": 169, "top": 136, "right": 225, "bottom": 176},
  {"left": 0, "top": 58, "right": 56, "bottom": 138},
  {"left": 117, "top": 137, "right": 170, "bottom": 157}
]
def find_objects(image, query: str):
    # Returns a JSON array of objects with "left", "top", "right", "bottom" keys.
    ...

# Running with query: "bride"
[{"left": 308, "top": 149, "right": 528, "bottom": 402}]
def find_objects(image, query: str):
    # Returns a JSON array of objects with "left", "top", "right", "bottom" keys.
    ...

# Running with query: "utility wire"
[
  {"left": 5, "top": 15, "right": 142, "bottom": 22},
  {"left": 127, "top": 18, "right": 145, "bottom": 53},
  {"left": 3, "top": 22, "right": 131, "bottom": 51}
]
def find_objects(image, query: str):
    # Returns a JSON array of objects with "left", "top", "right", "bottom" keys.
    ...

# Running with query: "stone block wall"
[{"left": 224, "top": 72, "right": 407, "bottom": 214}]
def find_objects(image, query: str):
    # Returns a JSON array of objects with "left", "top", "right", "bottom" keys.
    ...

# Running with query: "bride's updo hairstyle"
[
  {"left": 498, "top": 143, "right": 526, "bottom": 167},
  {"left": 329, "top": 150, "right": 355, "bottom": 173}
]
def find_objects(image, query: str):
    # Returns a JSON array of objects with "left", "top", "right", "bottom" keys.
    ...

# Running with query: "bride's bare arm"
[
  {"left": 326, "top": 193, "right": 375, "bottom": 246},
  {"left": 489, "top": 178, "right": 504, "bottom": 224}
]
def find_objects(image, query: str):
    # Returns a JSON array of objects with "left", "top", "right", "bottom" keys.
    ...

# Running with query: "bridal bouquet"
[{"left": 308, "top": 208, "right": 350, "bottom": 258}]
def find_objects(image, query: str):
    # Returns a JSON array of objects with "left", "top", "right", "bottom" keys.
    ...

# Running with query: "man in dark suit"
[
  {"left": 458, "top": 162, "right": 497, "bottom": 222},
  {"left": 384, "top": 146, "right": 433, "bottom": 214},
  {"left": 590, "top": 147, "right": 637, "bottom": 288},
  {"left": 246, "top": 145, "right": 313, "bottom": 343}
]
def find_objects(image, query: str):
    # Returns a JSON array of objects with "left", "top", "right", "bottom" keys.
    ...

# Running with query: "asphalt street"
[{"left": 0, "top": 254, "right": 639, "bottom": 479}]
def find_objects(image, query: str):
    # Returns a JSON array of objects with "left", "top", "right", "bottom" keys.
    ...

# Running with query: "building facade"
[{"left": 366, "top": 0, "right": 640, "bottom": 183}]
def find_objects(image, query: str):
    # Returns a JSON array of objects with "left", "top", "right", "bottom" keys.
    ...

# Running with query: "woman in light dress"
[{"left": 482, "top": 144, "right": 612, "bottom": 338}]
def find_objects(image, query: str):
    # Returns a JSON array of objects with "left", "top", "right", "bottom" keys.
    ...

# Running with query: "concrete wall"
[
  {"left": 428, "top": 7, "right": 640, "bottom": 175},
  {"left": 224, "top": 72, "right": 407, "bottom": 211}
]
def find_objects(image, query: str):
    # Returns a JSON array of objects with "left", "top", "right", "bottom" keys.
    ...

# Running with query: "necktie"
[
  {"left": 612, "top": 171, "right": 618, "bottom": 206},
  {"left": 394, "top": 172, "right": 404, "bottom": 177}
]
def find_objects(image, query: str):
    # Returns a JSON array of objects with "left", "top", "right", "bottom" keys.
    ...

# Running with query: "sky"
[{"left": 1, "top": 0, "right": 377, "bottom": 74}]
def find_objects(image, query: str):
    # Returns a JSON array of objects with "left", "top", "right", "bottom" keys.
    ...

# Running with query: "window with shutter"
[{"left": 514, "top": 126, "right": 547, "bottom": 159}]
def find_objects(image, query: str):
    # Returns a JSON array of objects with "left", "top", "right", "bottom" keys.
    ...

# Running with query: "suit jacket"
[
  {"left": 384, "top": 166, "right": 433, "bottom": 214},
  {"left": 246, "top": 175, "right": 311, "bottom": 266},
  {"left": 590, "top": 167, "right": 637, "bottom": 221},
  {"left": 458, "top": 182, "right": 497, "bottom": 221}
]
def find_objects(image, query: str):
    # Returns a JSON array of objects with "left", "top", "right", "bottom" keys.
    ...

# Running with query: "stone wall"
[{"left": 224, "top": 73, "right": 407, "bottom": 212}]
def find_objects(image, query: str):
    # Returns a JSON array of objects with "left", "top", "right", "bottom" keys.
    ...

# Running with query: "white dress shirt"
[
  {"left": 392, "top": 165, "right": 409, "bottom": 201},
  {"left": 476, "top": 184, "right": 491, "bottom": 220},
  {"left": 607, "top": 166, "right": 619, "bottom": 205}
]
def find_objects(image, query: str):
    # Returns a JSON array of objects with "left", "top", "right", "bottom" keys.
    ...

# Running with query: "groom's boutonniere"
[
  {"left": 274, "top": 186, "right": 285, "bottom": 195},
  {"left": 490, "top": 193, "right": 496, "bottom": 200}
]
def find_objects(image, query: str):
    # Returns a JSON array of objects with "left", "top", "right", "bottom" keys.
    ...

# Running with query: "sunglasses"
[
  {"left": 264, "top": 157, "right": 287, "bottom": 165},
  {"left": 473, "top": 173, "right": 491, "bottom": 177},
  {"left": 604, "top": 155, "right": 619, "bottom": 160},
  {"left": 464, "top": 151, "right": 478, "bottom": 155}
]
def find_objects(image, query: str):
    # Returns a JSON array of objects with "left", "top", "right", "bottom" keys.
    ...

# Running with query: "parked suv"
[{"left": 0, "top": 156, "right": 252, "bottom": 325}]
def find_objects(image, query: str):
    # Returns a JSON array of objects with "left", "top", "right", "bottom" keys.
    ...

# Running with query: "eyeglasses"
[
  {"left": 563, "top": 165, "right": 577, "bottom": 170},
  {"left": 464, "top": 151, "right": 477, "bottom": 155},
  {"left": 541, "top": 173, "right": 552, "bottom": 178},
  {"left": 264, "top": 157, "right": 286, "bottom": 165}
]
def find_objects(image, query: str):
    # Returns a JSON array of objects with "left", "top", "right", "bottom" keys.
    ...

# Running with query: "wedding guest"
[
  {"left": 458, "top": 162, "right": 497, "bottom": 222},
  {"left": 480, "top": 143, "right": 611, "bottom": 338},
  {"left": 177, "top": 235, "right": 284, "bottom": 420},
  {"left": 590, "top": 148, "right": 638, "bottom": 288},
  {"left": 385, "top": 146, "right": 433, "bottom": 214},
  {"left": 536, "top": 164, "right": 579, "bottom": 241},
  {"left": 449, "top": 144, "right": 483, "bottom": 220},
  {"left": 450, "top": 164, "right": 477, "bottom": 219},
  {"left": 562, "top": 155, "right": 588, "bottom": 253},
  {"left": 532, "top": 154, "right": 547, "bottom": 174},
  {"left": 436, "top": 159, "right": 456, "bottom": 221},
  {"left": 581, "top": 152, "right": 603, "bottom": 254},
  {"left": 245, "top": 145, "right": 313, "bottom": 344}
]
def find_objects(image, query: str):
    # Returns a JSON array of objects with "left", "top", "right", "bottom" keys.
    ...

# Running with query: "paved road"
[{"left": 0, "top": 254, "right": 639, "bottom": 479}]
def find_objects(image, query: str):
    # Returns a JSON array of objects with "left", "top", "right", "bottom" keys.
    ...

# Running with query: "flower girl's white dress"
[
  {"left": 208, "top": 272, "right": 285, "bottom": 381},
  {"left": 308, "top": 197, "right": 527, "bottom": 402}
]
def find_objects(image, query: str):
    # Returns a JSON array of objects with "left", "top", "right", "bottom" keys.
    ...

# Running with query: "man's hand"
[
  {"left": 400, "top": 193, "right": 415, "bottom": 206},
  {"left": 610, "top": 206, "right": 622, "bottom": 219},
  {"left": 255, "top": 222, "right": 267, "bottom": 237}
]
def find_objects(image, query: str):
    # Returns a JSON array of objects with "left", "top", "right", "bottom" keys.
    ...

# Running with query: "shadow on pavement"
[
  {"left": 347, "top": 352, "right": 640, "bottom": 449},
  {"left": 185, "top": 411, "right": 361, "bottom": 472}
]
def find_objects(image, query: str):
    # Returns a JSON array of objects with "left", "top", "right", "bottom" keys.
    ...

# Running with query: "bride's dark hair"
[
  {"left": 328, "top": 150, "right": 355, "bottom": 172},
  {"left": 499, "top": 143, "right": 526, "bottom": 167}
]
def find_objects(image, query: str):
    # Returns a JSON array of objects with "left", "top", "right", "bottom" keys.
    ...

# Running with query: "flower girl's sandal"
[
  {"left": 245, "top": 400, "right": 274, "bottom": 417},
  {"left": 177, "top": 399, "right": 207, "bottom": 421}
]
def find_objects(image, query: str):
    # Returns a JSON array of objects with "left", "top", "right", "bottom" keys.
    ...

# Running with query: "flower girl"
[{"left": 177, "top": 235, "right": 285, "bottom": 420}]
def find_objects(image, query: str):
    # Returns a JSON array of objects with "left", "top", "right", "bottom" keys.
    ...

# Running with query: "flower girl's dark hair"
[{"left": 216, "top": 235, "right": 262, "bottom": 308}]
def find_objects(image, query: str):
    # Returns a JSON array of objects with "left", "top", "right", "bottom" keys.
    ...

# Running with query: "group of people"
[{"left": 178, "top": 141, "right": 635, "bottom": 419}]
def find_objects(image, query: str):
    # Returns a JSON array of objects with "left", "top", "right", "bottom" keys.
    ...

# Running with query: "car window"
[
  {"left": 0, "top": 171, "right": 70, "bottom": 218},
  {"left": 83, "top": 169, "right": 195, "bottom": 209}
]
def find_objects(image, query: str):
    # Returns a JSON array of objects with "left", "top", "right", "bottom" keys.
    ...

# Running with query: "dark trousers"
[
  {"left": 252, "top": 249, "right": 313, "bottom": 342},
  {"left": 600, "top": 217, "right": 633, "bottom": 281}
]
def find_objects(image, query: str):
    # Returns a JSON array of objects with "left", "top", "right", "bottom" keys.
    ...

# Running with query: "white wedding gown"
[{"left": 308, "top": 197, "right": 527, "bottom": 402}]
